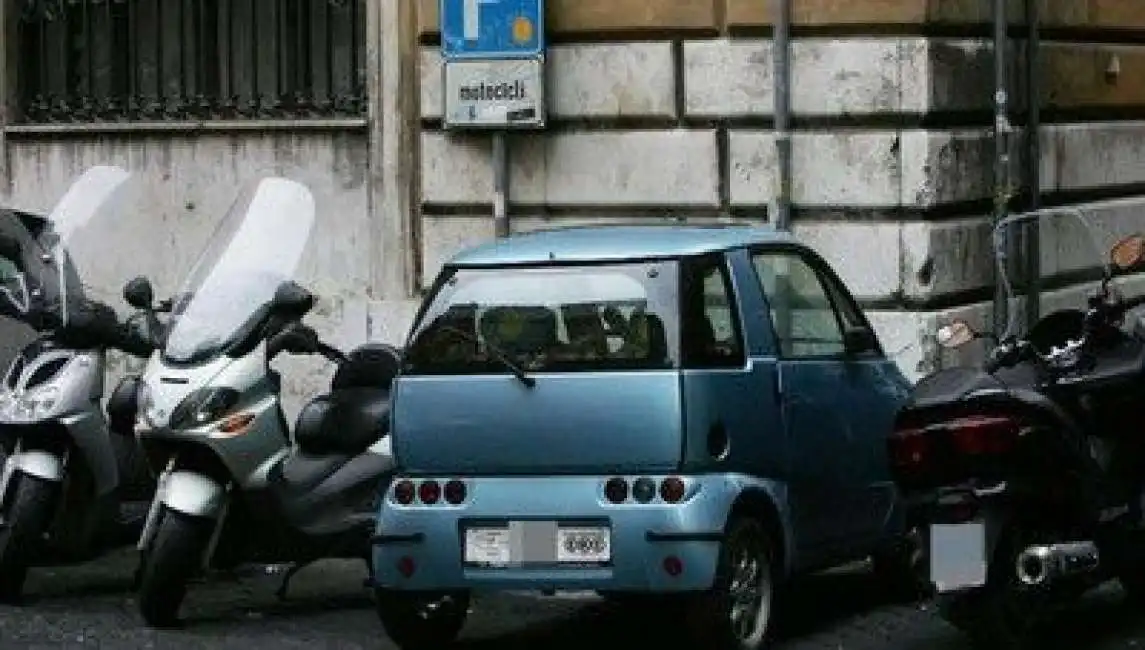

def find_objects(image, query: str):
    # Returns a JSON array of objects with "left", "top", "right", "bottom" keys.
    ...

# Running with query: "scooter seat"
[{"left": 294, "top": 387, "right": 390, "bottom": 456}]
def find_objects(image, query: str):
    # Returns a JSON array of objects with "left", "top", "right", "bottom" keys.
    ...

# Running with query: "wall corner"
[{"left": 370, "top": 0, "right": 421, "bottom": 301}]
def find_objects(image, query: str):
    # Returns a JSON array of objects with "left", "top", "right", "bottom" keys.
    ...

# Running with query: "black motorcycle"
[{"left": 887, "top": 210, "right": 1145, "bottom": 649}]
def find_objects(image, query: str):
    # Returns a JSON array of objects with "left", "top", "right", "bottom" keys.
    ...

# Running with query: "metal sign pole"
[{"left": 440, "top": 0, "right": 546, "bottom": 240}]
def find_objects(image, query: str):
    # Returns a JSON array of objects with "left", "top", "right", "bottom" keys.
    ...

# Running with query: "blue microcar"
[{"left": 371, "top": 225, "right": 914, "bottom": 650}]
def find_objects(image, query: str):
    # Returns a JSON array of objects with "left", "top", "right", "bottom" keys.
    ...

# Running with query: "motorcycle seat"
[
  {"left": 293, "top": 387, "right": 391, "bottom": 457},
  {"left": 272, "top": 452, "right": 349, "bottom": 497}
]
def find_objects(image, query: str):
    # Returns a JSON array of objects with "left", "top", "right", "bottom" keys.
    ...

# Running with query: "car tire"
[
  {"left": 137, "top": 509, "right": 212, "bottom": 628},
  {"left": 0, "top": 473, "right": 58, "bottom": 603},
  {"left": 687, "top": 516, "right": 778, "bottom": 650},
  {"left": 375, "top": 588, "right": 469, "bottom": 650}
]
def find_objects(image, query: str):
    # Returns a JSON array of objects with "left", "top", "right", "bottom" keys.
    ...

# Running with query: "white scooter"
[
  {"left": 132, "top": 177, "right": 397, "bottom": 627},
  {"left": 0, "top": 166, "right": 165, "bottom": 601}
]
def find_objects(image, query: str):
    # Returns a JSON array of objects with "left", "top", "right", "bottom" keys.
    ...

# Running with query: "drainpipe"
[
  {"left": 991, "top": 0, "right": 1012, "bottom": 337},
  {"left": 772, "top": 0, "right": 792, "bottom": 231},
  {"left": 1022, "top": 0, "right": 1041, "bottom": 329},
  {"left": 0, "top": 0, "right": 8, "bottom": 199},
  {"left": 492, "top": 133, "right": 510, "bottom": 238}
]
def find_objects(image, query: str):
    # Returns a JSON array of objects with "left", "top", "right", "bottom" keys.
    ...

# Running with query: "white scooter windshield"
[
  {"left": 0, "top": 165, "right": 135, "bottom": 328},
  {"left": 162, "top": 178, "right": 316, "bottom": 366}
]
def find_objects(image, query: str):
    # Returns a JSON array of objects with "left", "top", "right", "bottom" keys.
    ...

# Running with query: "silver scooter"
[
  {"left": 0, "top": 166, "right": 165, "bottom": 602},
  {"left": 133, "top": 177, "right": 397, "bottom": 628}
]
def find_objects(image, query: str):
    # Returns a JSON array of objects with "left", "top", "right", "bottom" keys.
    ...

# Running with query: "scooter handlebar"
[{"left": 315, "top": 341, "right": 347, "bottom": 365}]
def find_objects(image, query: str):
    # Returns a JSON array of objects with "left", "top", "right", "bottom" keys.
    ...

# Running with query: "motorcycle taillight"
[
  {"left": 945, "top": 415, "right": 1021, "bottom": 456},
  {"left": 888, "top": 427, "right": 929, "bottom": 471}
]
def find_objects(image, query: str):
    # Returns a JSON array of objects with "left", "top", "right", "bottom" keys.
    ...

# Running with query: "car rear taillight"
[
  {"left": 418, "top": 480, "right": 441, "bottom": 505},
  {"left": 604, "top": 477, "right": 628, "bottom": 504},
  {"left": 444, "top": 479, "right": 467, "bottom": 505},
  {"left": 946, "top": 415, "right": 1021, "bottom": 455},
  {"left": 659, "top": 476, "right": 686, "bottom": 503},
  {"left": 393, "top": 478, "right": 469, "bottom": 506},
  {"left": 393, "top": 480, "right": 415, "bottom": 505}
]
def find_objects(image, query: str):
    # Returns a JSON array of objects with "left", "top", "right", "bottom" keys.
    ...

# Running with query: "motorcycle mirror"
[
  {"left": 1110, "top": 234, "right": 1145, "bottom": 271},
  {"left": 269, "top": 322, "right": 319, "bottom": 357},
  {"left": 936, "top": 320, "right": 976, "bottom": 349},
  {"left": 123, "top": 276, "right": 154, "bottom": 310},
  {"left": 271, "top": 280, "right": 315, "bottom": 317}
]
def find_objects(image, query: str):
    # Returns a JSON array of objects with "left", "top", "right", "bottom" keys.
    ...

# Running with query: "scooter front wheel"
[
  {"left": 0, "top": 473, "right": 58, "bottom": 603},
  {"left": 137, "top": 509, "right": 212, "bottom": 628}
]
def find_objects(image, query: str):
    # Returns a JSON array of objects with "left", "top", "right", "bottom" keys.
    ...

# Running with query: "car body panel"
[{"left": 374, "top": 225, "right": 911, "bottom": 593}]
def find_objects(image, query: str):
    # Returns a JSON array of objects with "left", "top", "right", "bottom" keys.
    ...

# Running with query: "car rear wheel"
[
  {"left": 375, "top": 588, "right": 469, "bottom": 650},
  {"left": 687, "top": 516, "right": 777, "bottom": 650}
]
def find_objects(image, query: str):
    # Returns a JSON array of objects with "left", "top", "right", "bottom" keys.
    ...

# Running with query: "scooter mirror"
[
  {"left": 123, "top": 276, "right": 154, "bottom": 310},
  {"left": 271, "top": 280, "right": 314, "bottom": 317},
  {"left": 936, "top": 320, "right": 976, "bottom": 349},
  {"left": 1110, "top": 234, "right": 1145, "bottom": 271}
]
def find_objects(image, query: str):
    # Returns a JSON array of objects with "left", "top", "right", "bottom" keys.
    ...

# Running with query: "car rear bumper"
[{"left": 371, "top": 474, "right": 740, "bottom": 592}]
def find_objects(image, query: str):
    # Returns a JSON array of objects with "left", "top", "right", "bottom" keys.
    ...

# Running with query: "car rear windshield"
[{"left": 402, "top": 261, "right": 681, "bottom": 375}]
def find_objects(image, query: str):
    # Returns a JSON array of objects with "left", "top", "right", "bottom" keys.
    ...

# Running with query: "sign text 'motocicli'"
[{"left": 458, "top": 80, "right": 528, "bottom": 102}]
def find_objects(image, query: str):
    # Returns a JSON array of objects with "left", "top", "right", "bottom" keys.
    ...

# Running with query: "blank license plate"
[
  {"left": 464, "top": 528, "right": 511, "bottom": 565},
  {"left": 464, "top": 522, "right": 610, "bottom": 565},
  {"left": 929, "top": 521, "right": 987, "bottom": 593}
]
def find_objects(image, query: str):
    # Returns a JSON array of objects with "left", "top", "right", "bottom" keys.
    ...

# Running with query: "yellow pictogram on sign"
[{"left": 511, "top": 16, "right": 533, "bottom": 44}]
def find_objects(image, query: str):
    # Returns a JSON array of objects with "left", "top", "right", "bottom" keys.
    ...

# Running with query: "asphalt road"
[{"left": 1, "top": 550, "right": 1143, "bottom": 650}]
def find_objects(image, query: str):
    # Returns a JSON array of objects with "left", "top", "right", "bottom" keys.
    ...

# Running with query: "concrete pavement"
[{"left": 1, "top": 549, "right": 1143, "bottom": 649}]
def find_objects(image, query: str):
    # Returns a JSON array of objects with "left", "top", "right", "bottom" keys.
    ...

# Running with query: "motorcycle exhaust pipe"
[{"left": 1015, "top": 541, "right": 1099, "bottom": 586}]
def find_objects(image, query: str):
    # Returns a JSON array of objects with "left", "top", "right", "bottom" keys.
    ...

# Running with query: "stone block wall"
[{"left": 415, "top": 0, "right": 1145, "bottom": 379}]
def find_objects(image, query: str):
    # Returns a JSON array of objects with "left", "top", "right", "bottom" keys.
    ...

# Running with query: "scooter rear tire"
[
  {"left": 0, "top": 473, "right": 57, "bottom": 603},
  {"left": 137, "top": 509, "right": 212, "bottom": 628}
]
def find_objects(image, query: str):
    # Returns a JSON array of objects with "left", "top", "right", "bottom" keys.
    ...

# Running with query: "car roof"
[{"left": 447, "top": 224, "right": 798, "bottom": 267}]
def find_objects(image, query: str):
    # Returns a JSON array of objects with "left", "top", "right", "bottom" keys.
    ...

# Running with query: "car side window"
[
  {"left": 681, "top": 255, "right": 745, "bottom": 368},
  {"left": 751, "top": 251, "right": 846, "bottom": 358}
]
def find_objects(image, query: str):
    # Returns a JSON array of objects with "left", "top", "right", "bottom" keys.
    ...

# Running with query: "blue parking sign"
[{"left": 440, "top": 0, "right": 545, "bottom": 60}]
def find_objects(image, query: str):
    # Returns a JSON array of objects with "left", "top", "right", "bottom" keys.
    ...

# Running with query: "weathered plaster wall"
[
  {"left": 2, "top": 0, "right": 1145, "bottom": 396},
  {"left": 0, "top": 129, "right": 376, "bottom": 415},
  {"left": 416, "top": 0, "right": 1145, "bottom": 379}
]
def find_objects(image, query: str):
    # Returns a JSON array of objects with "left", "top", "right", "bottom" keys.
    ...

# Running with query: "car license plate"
[
  {"left": 930, "top": 521, "right": 987, "bottom": 593},
  {"left": 464, "top": 528, "right": 511, "bottom": 566},
  {"left": 556, "top": 527, "right": 610, "bottom": 563}
]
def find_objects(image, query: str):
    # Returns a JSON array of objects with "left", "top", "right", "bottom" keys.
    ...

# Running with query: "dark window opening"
[{"left": 14, "top": 0, "right": 367, "bottom": 123}]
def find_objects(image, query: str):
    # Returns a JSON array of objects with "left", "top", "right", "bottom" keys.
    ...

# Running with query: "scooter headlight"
[
  {"left": 9, "top": 386, "right": 59, "bottom": 419},
  {"left": 169, "top": 387, "right": 240, "bottom": 430}
]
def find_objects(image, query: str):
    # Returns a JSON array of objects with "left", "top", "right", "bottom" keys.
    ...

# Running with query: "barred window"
[{"left": 15, "top": 0, "right": 367, "bottom": 123}]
